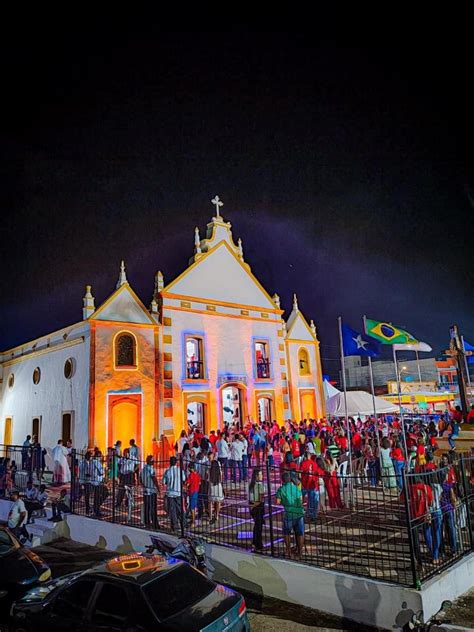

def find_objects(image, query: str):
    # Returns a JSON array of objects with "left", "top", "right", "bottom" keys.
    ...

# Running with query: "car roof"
[{"left": 82, "top": 553, "right": 184, "bottom": 585}]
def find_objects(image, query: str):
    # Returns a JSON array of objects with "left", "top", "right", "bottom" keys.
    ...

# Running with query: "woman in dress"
[
  {"left": 380, "top": 437, "right": 397, "bottom": 489},
  {"left": 324, "top": 450, "right": 344, "bottom": 509},
  {"left": 208, "top": 456, "right": 224, "bottom": 525}
]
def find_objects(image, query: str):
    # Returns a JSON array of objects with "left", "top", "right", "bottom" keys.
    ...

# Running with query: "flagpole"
[
  {"left": 415, "top": 350, "right": 422, "bottom": 382},
  {"left": 363, "top": 315, "right": 382, "bottom": 472},
  {"left": 338, "top": 317, "right": 353, "bottom": 482},
  {"left": 393, "top": 346, "right": 409, "bottom": 463},
  {"left": 461, "top": 336, "right": 472, "bottom": 388}
]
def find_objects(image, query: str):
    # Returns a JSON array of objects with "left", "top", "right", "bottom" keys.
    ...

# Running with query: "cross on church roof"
[{"left": 211, "top": 195, "right": 223, "bottom": 218}]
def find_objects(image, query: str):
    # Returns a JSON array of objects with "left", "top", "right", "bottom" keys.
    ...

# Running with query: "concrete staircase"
[{"left": 0, "top": 499, "right": 66, "bottom": 547}]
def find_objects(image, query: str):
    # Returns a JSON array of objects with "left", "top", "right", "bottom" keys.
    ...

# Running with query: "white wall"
[
  {"left": 167, "top": 305, "right": 284, "bottom": 426},
  {"left": 0, "top": 323, "right": 90, "bottom": 454},
  {"left": 64, "top": 514, "right": 474, "bottom": 631}
]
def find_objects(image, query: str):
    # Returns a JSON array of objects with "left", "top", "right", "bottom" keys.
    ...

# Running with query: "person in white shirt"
[
  {"left": 162, "top": 456, "right": 186, "bottom": 532},
  {"left": 90, "top": 450, "right": 106, "bottom": 517},
  {"left": 52, "top": 440, "right": 71, "bottom": 485},
  {"left": 216, "top": 434, "right": 230, "bottom": 482},
  {"left": 229, "top": 434, "right": 245, "bottom": 483},
  {"left": 24, "top": 481, "right": 43, "bottom": 524},
  {"left": 241, "top": 435, "right": 249, "bottom": 481},
  {"left": 8, "top": 490, "right": 30, "bottom": 542}
]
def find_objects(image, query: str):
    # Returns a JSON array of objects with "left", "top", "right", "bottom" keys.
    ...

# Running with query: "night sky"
[{"left": 2, "top": 26, "right": 472, "bottom": 376}]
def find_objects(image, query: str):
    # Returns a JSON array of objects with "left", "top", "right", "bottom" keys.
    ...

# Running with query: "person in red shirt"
[
  {"left": 335, "top": 431, "right": 348, "bottom": 453},
  {"left": 391, "top": 440, "right": 406, "bottom": 490},
  {"left": 467, "top": 405, "right": 474, "bottom": 425},
  {"left": 416, "top": 438, "right": 426, "bottom": 467},
  {"left": 186, "top": 463, "right": 201, "bottom": 528},
  {"left": 403, "top": 476, "right": 434, "bottom": 564},
  {"left": 209, "top": 430, "right": 218, "bottom": 446},
  {"left": 280, "top": 451, "right": 298, "bottom": 483},
  {"left": 300, "top": 452, "right": 320, "bottom": 521},
  {"left": 352, "top": 430, "right": 363, "bottom": 458}
]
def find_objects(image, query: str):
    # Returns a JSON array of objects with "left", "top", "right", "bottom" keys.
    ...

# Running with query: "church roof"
[
  {"left": 90, "top": 283, "right": 156, "bottom": 325},
  {"left": 285, "top": 294, "right": 317, "bottom": 342}
]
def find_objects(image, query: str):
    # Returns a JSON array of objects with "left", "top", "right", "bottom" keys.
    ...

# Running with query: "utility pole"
[{"left": 445, "top": 325, "right": 472, "bottom": 420}]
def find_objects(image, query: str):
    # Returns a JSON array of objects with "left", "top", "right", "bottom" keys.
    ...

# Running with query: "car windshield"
[
  {"left": 0, "top": 530, "right": 15, "bottom": 555},
  {"left": 143, "top": 564, "right": 215, "bottom": 620}
]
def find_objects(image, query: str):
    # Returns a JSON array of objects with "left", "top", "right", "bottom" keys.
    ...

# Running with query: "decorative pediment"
[
  {"left": 91, "top": 284, "right": 155, "bottom": 324},
  {"left": 163, "top": 241, "right": 279, "bottom": 310}
]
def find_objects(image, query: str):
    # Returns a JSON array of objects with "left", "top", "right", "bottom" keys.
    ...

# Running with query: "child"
[
  {"left": 187, "top": 463, "right": 201, "bottom": 528},
  {"left": 266, "top": 443, "right": 274, "bottom": 466}
]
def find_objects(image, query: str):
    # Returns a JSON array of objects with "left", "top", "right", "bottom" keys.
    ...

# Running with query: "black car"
[
  {"left": 0, "top": 526, "right": 51, "bottom": 609},
  {"left": 11, "top": 552, "right": 250, "bottom": 631}
]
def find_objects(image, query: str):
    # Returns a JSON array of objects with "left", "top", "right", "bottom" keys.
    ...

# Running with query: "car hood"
[
  {"left": 0, "top": 548, "right": 45, "bottom": 586},
  {"left": 164, "top": 584, "right": 241, "bottom": 631}
]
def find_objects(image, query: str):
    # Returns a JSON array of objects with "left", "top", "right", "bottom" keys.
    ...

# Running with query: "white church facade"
[{"left": 0, "top": 199, "right": 325, "bottom": 455}]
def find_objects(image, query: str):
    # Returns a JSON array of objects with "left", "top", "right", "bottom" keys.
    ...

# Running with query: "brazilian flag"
[{"left": 365, "top": 318, "right": 418, "bottom": 345}]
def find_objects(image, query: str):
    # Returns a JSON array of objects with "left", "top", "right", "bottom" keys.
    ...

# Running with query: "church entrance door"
[
  {"left": 108, "top": 394, "right": 141, "bottom": 448},
  {"left": 299, "top": 389, "right": 317, "bottom": 420},
  {"left": 221, "top": 385, "right": 245, "bottom": 429},
  {"left": 257, "top": 396, "right": 272, "bottom": 423},
  {"left": 187, "top": 401, "right": 207, "bottom": 435}
]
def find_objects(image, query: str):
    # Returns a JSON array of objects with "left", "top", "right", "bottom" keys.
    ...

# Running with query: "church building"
[{"left": 0, "top": 198, "right": 325, "bottom": 455}]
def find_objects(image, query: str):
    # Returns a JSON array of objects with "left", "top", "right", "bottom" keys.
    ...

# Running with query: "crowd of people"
[{"left": 2, "top": 409, "right": 472, "bottom": 562}]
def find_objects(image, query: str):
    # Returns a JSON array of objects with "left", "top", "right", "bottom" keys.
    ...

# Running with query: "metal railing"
[
  {"left": 256, "top": 359, "right": 271, "bottom": 379},
  {"left": 65, "top": 448, "right": 473, "bottom": 587},
  {"left": 186, "top": 360, "right": 204, "bottom": 379},
  {"left": 2, "top": 443, "right": 472, "bottom": 587}
]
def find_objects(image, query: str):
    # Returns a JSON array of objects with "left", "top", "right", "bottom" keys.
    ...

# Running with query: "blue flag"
[
  {"left": 342, "top": 324, "right": 380, "bottom": 357},
  {"left": 463, "top": 339, "right": 474, "bottom": 364}
]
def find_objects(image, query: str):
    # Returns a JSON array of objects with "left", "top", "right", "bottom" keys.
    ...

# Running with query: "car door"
[
  {"left": 84, "top": 580, "right": 134, "bottom": 632},
  {"left": 46, "top": 579, "right": 97, "bottom": 631}
]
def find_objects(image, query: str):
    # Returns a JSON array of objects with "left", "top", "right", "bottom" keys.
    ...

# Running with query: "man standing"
[
  {"left": 276, "top": 471, "right": 305, "bottom": 559},
  {"left": 90, "top": 449, "right": 105, "bottom": 518},
  {"left": 229, "top": 434, "right": 244, "bottom": 483},
  {"left": 140, "top": 455, "right": 160, "bottom": 529},
  {"left": 8, "top": 490, "right": 30, "bottom": 543},
  {"left": 78, "top": 451, "right": 92, "bottom": 514},
  {"left": 162, "top": 456, "right": 185, "bottom": 532},
  {"left": 22, "top": 435, "right": 32, "bottom": 471},
  {"left": 129, "top": 438, "right": 141, "bottom": 462},
  {"left": 216, "top": 433, "right": 230, "bottom": 481}
]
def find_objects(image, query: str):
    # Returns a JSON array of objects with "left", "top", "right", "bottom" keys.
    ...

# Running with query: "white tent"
[
  {"left": 326, "top": 390, "right": 399, "bottom": 416},
  {"left": 323, "top": 379, "right": 340, "bottom": 399}
]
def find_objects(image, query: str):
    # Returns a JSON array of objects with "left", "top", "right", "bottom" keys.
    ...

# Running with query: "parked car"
[
  {"left": 0, "top": 525, "right": 51, "bottom": 610},
  {"left": 11, "top": 552, "right": 250, "bottom": 631}
]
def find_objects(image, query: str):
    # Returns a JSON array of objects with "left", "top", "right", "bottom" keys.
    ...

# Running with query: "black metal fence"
[
  {"left": 1, "top": 443, "right": 472, "bottom": 587},
  {"left": 64, "top": 448, "right": 474, "bottom": 587}
]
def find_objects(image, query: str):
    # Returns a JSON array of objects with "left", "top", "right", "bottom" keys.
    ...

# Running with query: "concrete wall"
[
  {"left": 0, "top": 323, "right": 90, "bottom": 452},
  {"left": 62, "top": 513, "right": 474, "bottom": 631}
]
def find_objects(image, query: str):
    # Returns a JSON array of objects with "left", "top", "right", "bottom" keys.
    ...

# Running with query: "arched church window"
[
  {"left": 298, "top": 348, "right": 310, "bottom": 375},
  {"left": 115, "top": 333, "right": 137, "bottom": 368}
]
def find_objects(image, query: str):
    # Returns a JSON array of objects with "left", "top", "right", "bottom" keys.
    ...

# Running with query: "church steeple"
[
  {"left": 116, "top": 260, "right": 127, "bottom": 289},
  {"left": 293, "top": 293, "right": 299, "bottom": 311},
  {"left": 82, "top": 285, "right": 95, "bottom": 319}
]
